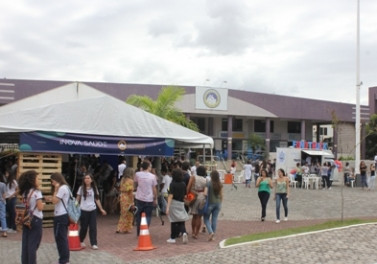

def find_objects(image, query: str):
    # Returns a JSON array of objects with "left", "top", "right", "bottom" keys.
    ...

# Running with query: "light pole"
[{"left": 355, "top": 0, "right": 361, "bottom": 174}]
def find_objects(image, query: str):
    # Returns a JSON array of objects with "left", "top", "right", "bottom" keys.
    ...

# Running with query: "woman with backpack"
[
  {"left": 49, "top": 173, "right": 71, "bottom": 264},
  {"left": 18, "top": 170, "right": 44, "bottom": 264}
]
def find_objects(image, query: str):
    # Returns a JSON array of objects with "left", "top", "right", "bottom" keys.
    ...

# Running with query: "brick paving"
[{"left": 2, "top": 182, "right": 377, "bottom": 263}]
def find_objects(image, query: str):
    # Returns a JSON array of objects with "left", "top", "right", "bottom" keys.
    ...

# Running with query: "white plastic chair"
[
  {"left": 236, "top": 170, "right": 245, "bottom": 184},
  {"left": 289, "top": 174, "right": 297, "bottom": 188},
  {"left": 302, "top": 176, "right": 310, "bottom": 189}
]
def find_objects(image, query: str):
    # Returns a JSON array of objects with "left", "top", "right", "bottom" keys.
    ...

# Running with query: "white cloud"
[{"left": 0, "top": 0, "right": 376, "bottom": 105}]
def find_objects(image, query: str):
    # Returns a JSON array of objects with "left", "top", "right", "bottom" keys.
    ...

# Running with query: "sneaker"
[
  {"left": 284, "top": 217, "right": 288, "bottom": 221},
  {"left": 201, "top": 226, "right": 206, "bottom": 233},
  {"left": 261, "top": 217, "right": 265, "bottom": 222},
  {"left": 166, "top": 238, "right": 176, "bottom": 244},
  {"left": 7, "top": 229, "right": 17, "bottom": 234},
  {"left": 91, "top": 245, "right": 98, "bottom": 250},
  {"left": 80, "top": 242, "right": 86, "bottom": 248},
  {"left": 182, "top": 233, "right": 188, "bottom": 244},
  {"left": 275, "top": 220, "right": 280, "bottom": 223}
]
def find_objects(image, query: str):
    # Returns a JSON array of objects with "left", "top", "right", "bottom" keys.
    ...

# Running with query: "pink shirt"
[{"left": 135, "top": 171, "right": 157, "bottom": 202}]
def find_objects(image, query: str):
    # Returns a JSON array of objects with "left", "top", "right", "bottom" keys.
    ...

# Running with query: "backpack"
[{"left": 62, "top": 188, "right": 81, "bottom": 224}]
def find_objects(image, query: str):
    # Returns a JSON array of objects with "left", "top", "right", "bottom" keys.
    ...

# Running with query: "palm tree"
[{"left": 126, "top": 85, "right": 199, "bottom": 131}]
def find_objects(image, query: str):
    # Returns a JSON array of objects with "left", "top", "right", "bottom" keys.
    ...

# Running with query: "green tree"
[
  {"left": 365, "top": 114, "right": 377, "bottom": 159},
  {"left": 248, "top": 133, "right": 265, "bottom": 156},
  {"left": 126, "top": 86, "right": 199, "bottom": 131}
]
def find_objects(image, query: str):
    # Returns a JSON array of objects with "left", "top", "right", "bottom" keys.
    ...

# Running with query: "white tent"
[{"left": 0, "top": 83, "right": 213, "bottom": 152}]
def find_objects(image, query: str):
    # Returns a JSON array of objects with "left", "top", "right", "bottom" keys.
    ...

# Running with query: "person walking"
[
  {"left": 134, "top": 160, "right": 158, "bottom": 236},
  {"left": 165, "top": 168, "right": 189, "bottom": 244},
  {"left": 203, "top": 170, "right": 223, "bottom": 241},
  {"left": 256, "top": 169, "right": 273, "bottom": 221},
  {"left": 243, "top": 160, "right": 253, "bottom": 188},
  {"left": 274, "top": 169, "right": 289, "bottom": 223},
  {"left": 49, "top": 173, "right": 70, "bottom": 264},
  {"left": 320, "top": 162, "right": 329, "bottom": 189},
  {"left": 186, "top": 165, "right": 207, "bottom": 239},
  {"left": 116, "top": 167, "right": 135, "bottom": 234},
  {"left": 76, "top": 173, "right": 107, "bottom": 250},
  {"left": 360, "top": 161, "right": 368, "bottom": 190},
  {"left": 18, "top": 170, "right": 44, "bottom": 264}
]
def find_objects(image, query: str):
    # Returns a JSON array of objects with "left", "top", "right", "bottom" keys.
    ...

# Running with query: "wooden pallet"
[{"left": 17, "top": 152, "right": 62, "bottom": 227}]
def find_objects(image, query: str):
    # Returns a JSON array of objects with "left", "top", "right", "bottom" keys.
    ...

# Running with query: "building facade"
[{"left": 0, "top": 79, "right": 375, "bottom": 160}]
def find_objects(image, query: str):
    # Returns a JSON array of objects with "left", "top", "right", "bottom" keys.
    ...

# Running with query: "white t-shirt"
[
  {"left": 55, "top": 185, "right": 70, "bottom": 216},
  {"left": 77, "top": 186, "right": 97, "bottom": 212},
  {"left": 190, "top": 166, "right": 197, "bottom": 176},
  {"left": 118, "top": 163, "right": 127, "bottom": 180},
  {"left": 5, "top": 180, "right": 18, "bottom": 198},
  {"left": 135, "top": 171, "right": 157, "bottom": 202},
  {"left": 243, "top": 164, "right": 253, "bottom": 180},
  {"left": 161, "top": 175, "right": 172, "bottom": 194},
  {"left": 25, "top": 188, "right": 43, "bottom": 219}
]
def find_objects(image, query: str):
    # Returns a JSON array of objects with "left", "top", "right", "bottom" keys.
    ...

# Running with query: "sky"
[{"left": 0, "top": 0, "right": 376, "bottom": 105}]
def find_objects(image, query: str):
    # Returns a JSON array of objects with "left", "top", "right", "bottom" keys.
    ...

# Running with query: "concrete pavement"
[{"left": 2, "top": 182, "right": 377, "bottom": 263}]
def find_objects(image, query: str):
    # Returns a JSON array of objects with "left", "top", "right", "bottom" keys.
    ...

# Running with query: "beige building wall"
[{"left": 337, "top": 123, "right": 356, "bottom": 158}]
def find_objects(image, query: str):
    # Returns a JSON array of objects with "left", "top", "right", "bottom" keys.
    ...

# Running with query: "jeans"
[
  {"left": 54, "top": 214, "right": 69, "bottom": 264},
  {"left": 170, "top": 222, "right": 186, "bottom": 239},
  {"left": 254, "top": 174, "right": 259, "bottom": 186},
  {"left": 22, "top": 216, "right": 43, "bottom": 264},
  {"left": 0, "top": 201, "right": 7, "bottom": 232},
  {"left": 203, "top": 202, "right": 221, "bottom": 234},
  {"left": 79, "top": 209, "right": 97, "bottom": 246},
  {"left": 275, "top": 193, "right": 288, "bottom": 220},
  {"left": 135, "top": 199, "right": 154, "bottom": 236},
  {"left": 370, "top": 175, "right": 376, "bottom": 189},
  {"left": 258, "top": 191, "right": 270, "bottom": 219},
  {"left": 6, "top": 196, "right": 17, "bottom": 230},
  {"left": 361, "top": 174, "right": 368, "bottom": 188},
  {"left": 322, "top": 175, "right": 330, "bottom": 188}
]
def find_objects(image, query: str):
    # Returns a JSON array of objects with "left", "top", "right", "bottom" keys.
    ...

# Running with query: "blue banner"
[{"left": 20, "top": 131, "right": 174, "bottom": 156}]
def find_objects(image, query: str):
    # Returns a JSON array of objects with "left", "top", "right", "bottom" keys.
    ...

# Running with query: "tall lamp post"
[{"left": 355, "top": 0, "right": 361, "bottom": 174}]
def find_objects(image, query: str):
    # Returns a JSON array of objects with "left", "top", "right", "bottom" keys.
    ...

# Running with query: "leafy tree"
[
  {"left": 126, "top": 85, "right": 199, "bottom": 131},
  {"left": 365, "top": 114, "right": 377, "bottom": 159},
  {"left": 248, "top": 133, "right": 265, "bottom": 152}
]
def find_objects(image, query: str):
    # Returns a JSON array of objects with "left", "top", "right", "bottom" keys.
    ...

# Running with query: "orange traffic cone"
[
  {"left": 68, "top": 223, "right": 82, "bottom": 251},
  {"left": 134, "top": 212, "right": 156, "bottom": 251}
]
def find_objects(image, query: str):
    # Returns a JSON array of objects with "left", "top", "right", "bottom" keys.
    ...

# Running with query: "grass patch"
[{"left": 225, "top": 219, "right": 377, "bottom": 246}]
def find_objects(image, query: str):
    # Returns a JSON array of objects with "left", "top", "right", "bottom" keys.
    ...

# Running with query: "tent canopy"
[{"left": 0, "top": 83, "right": 213, "bottom": 154}]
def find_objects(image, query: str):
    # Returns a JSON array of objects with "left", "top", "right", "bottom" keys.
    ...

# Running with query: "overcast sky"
[{"left": 0, "top": 0, "right": 376, "bottom": 104}]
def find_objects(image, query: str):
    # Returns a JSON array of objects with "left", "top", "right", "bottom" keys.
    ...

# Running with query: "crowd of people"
[{"left": 5, "top": 153, "right": 377, "bottom": 263}]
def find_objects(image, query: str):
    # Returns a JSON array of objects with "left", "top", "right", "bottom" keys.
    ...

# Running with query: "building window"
[
  {"left": 222, "top": 118, "right": 243, "bottom": 132},
  {"left": 320, "top": 127, "right": 328, "bottom": 136},
  {"left": 191, "top": 117, "right": 205, "bottom": 133},
  {"left": 254, "top": 120, "right": 274, "bottom": 133},
  {"left": 288, "top": 121, "right": 301, "bottom": 133}
]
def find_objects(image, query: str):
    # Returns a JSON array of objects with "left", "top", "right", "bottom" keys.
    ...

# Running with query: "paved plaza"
[{"left": 2, "top": 182, "right": 377, "bottom": 263}]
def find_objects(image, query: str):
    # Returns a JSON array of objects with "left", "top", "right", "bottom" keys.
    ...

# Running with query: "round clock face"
[{"left": 203, "top": 89, "right": 221, "bottom": 108}]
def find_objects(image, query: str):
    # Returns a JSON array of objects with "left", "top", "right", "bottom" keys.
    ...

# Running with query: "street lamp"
[{"left": 355, "top": 0, "right": 361, "bottom": 174}]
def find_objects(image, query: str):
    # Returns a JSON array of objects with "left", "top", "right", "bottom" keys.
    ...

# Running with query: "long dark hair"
[
  {"left": 81, "top": 173, "right": 99, "bottom": 200},
  {"left": 18, "top": 170, "right": 38, "bottom": 198},
  {"left": 5, "top": 169, "right": 16, "bottom": 189},
  {"left": 50, "top": 173, "right": 69, "bottom": 193},
  {"left": 210, "top": 170, "right": 222, "bottom": 196}
]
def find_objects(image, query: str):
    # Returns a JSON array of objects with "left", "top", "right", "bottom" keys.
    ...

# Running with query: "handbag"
[
  {"left": 15, "top": 190, "right": 36, "bottom": 229},
  {"left": 199, "top": 183, "right": 210, "bottom": 215},
  {"left": 62, "top": 187, "right": 81, "bottom": 224},
  {"left": 184, "top": 191, "right": 197, "bottom": 206}
]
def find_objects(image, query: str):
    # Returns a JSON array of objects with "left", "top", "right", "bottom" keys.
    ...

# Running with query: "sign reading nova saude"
[{"left": 20, "top": 131, "right": 174, "bottom": 156}]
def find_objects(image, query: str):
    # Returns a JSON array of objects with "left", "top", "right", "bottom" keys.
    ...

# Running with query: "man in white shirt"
[
  {"left": 134, "top": 160, "right": 157, "bottom": 236},
  {"left": 118, "top": 158, "right": 127, "bottom": 182}
]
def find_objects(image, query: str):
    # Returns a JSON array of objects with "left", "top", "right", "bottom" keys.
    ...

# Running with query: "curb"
[{"left": 219, "top": 222, "right": 377, "bottom": 249}]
